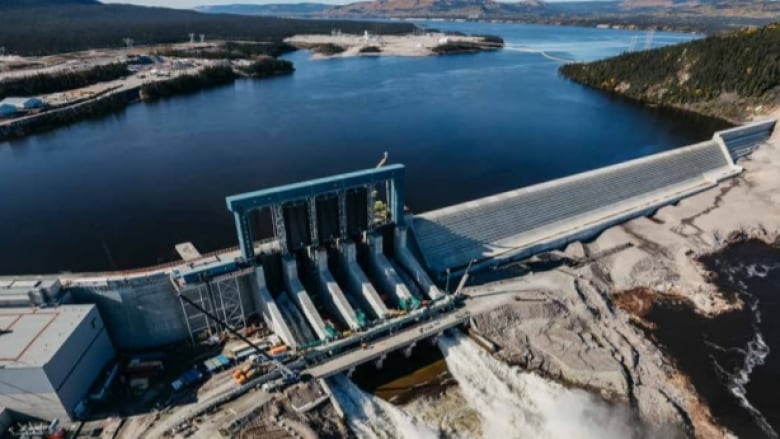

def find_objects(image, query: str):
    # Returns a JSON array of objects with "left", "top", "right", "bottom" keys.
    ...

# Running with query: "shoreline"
[{"left": 0, "top": 60, "right": 292, "bottom": 143}]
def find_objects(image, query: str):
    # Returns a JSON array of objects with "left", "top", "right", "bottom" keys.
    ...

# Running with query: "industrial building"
[{"left": 0, "top": 304, "right": 115, "bottom": 422}]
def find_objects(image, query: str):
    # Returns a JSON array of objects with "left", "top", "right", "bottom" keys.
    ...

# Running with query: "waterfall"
[
  {"left": 438, "top": 331, "right": 640, "bottom": 439},
  {"left": 327, "top": 374, "right": 439, "bottom": 439}
]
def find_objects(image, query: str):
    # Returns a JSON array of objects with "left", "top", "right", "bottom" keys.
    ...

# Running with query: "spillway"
[
  {"left": 250, "top": 266, "right": 299, "bottom": 348},
  {"left": 327, "top": 374, "right": 438, "bottom": 439},
  {"left": 366, "top": 233, "right": 418, "bottom": 311},
  {"left": 310, "top": 249, "right": 365, "bottom": 331},
  {"left": 393, "top": 227, "right": 443, "bottom": 300},
  {"left": 282, "top": 255, "right": 330, "bottom": 340},
  {"left": 438, "top": 331, "right": 638, "bottom": 439},
  {"left": 276, "top": 291, "right": 316, "bottom": 345},
  {"left": 337, "top": 241, "right": 389, "bottom": 320}
]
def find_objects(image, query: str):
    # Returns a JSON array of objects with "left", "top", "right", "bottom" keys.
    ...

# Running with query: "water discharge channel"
[
  {"left": 327, "top": 374, "right": 438, "bottom": 439},
  {"left": 332, "top": 330, "right": 649, "bottom": 438}
]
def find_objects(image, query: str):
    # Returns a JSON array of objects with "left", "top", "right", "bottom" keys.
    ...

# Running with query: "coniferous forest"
[
  {"left": 0, "top": 63, "right": 130, "bottom": 100},
  {"left": 0, "top": 0, "right": 415, "bottom": 56},
  {"left": 560, "top": 23, "right": 780, "bottom": 120}
]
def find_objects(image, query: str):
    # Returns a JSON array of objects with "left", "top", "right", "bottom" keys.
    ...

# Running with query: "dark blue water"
[
  {"left": 0, "top": 23, "right": 727, "bottom": 274},
  {"left": 647, "top": 240, "right": 780, "bottom": 438}
]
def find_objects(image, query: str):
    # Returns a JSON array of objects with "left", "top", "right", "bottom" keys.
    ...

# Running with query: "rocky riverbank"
[{"left": 447, "top": 115, "right": 780, "bottom": 437}]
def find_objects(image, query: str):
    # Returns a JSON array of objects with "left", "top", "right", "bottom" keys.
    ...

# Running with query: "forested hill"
[
  {"left": 0, "top": 1, "right": 415, "bottom": 55},
  {"left": 560, "top": 23, "right": 780, "bottom": 121}
]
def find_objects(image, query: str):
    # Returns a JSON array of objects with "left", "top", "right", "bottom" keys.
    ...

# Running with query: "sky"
[
  {"left": 101, "top": 0, "right": 592, "bottom": 8},
  {"left": 101, "top": 0, "right": 355, "bottom": 6}
]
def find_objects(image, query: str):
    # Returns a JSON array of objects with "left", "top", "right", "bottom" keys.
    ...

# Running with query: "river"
[
  {"left": 0, "top": 22, "right": 727, "bottom": 275},
  {"left": 645, "top": 239, "right": 780, "bottom": 438}
]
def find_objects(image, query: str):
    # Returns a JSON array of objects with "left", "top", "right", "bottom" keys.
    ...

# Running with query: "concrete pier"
[
  {"left": 282, "top": 256, "right": 329, "bottom": 340},
  {"left": 366, "top": 233, "right": 417, "bottom": 310},
  {"left": 251, "top": 267, "right": 299, "bottom": 348},
  {"left": 394, "top": 227, "right": 443, "bottom": 300},
  {"left": 336, "top": 241, "right": 389, "bottom": 320},
  {"left": 310, "top": 249, "right": 364, "bottom": 331}
]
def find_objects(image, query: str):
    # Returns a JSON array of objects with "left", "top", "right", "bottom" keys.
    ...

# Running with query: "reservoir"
[{"left": 0, "top": 22, "right": 727, "bottom": 274}]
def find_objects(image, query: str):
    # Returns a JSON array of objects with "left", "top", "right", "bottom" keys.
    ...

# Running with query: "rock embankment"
[{"left": 462, "top": 120, "right": 780, "bottom": 438}]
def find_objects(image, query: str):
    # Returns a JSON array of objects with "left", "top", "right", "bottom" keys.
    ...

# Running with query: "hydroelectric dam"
[{"left": 0, "top": 119, "right": 776, "bottom": 423}]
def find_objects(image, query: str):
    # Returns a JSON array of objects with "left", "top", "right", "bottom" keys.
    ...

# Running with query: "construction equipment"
[
  {"left": 453, "top": 259, "right": 474, "bottom": 298},
  {"left": 324, "top": 321, "right": 339, "bottom": 340},
  {"left": 177, "top": 280, "right": 299, "bottom": 384}
]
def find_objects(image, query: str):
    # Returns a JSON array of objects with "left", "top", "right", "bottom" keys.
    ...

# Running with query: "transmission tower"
[
  {"left": 0, "top": 47, "right": 5, "bottom": 57},
  {"left": 189, "top": 33, "right": 195, "bottom": 44},
  {"left": 200, "top": 34, "right": 206, "bottom": 43},
  {"left": 122, "top": 38, "right": 134, "bottom": 50}
]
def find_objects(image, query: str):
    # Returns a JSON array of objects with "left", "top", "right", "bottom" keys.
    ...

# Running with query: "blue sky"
[{"left": 102, "top": 0, "right": 590, "bottom": 8}]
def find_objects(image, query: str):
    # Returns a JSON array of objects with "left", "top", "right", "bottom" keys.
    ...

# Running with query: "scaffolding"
[{"left": 174, "top": 267, "right": 252, "bottom": 345}]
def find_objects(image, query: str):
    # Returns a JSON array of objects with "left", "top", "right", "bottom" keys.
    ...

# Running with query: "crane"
[
  {"left": 453, "top": 259, "right": 474, "bottom": 298},
  {"left": 376, "top": 151, "right": 389, "bottom": 168},
  {"left": 178, "top": 278, "right": 298, "bottom": 382}
]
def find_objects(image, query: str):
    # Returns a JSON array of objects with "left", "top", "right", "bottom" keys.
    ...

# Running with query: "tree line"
[
  {"left": 158, "top": 42, "right": 298, "bottom": 60},
  {"left": 560, "top": 23, "right": 780, "bottom": 106},
  {"left": 0, "top": 63, "right": 130, "bottom": 100},
  {"left": 139, "top": 65, "right": 236, "bottom": 101},
  {"left": 0, "top": 2, "right": 416, "bottom": 56}
]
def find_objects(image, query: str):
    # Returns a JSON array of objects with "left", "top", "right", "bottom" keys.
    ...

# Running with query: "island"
[{"left": 286, "top": 32, "right": 504, "bottom": 58}]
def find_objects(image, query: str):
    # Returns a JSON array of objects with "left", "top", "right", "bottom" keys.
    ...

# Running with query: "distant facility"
[
  {"left": 0, "top": 304, "right": 115, "bottom": 421},
  {"left": 0, "top": 97, "right": 46, "bottom": 117}
]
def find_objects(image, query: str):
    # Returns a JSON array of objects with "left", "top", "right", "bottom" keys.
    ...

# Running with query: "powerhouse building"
[{"left": 0, "top": 304, "right": 115, "bottom": 421}]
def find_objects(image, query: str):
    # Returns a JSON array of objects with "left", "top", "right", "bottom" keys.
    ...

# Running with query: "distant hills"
[
  {"left": 326, "top": 0, "right": 543, "bottom": 19},
  {"left": 197, "top": 0, "right": 780, "bottom": 33},
  {"left": 0, "top": 1, "right": 414, "bottom": 55},
  {"left": 195, "top": 3, "right": 332, "bottom": 16},
  {"left": 0, "top": 0, "right": 98, "bottom": 5}
]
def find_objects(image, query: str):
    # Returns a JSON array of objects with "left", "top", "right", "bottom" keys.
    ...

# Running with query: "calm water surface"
[{"left": 0, "top": 23, "right": 727, "bottom": 274}]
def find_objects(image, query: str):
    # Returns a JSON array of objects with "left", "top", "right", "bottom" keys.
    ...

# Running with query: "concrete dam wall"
[
  {"left": 3, "top": 120, "right": 775, "bottom": 351},
  {"left": 413, "top": 120, "right": 777, "bottom": 277},
  {"left": 70, "top": 274, "right": 188, "bottom": 350}
]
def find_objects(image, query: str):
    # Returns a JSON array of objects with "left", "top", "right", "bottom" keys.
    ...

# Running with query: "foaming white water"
[
  {"left": 327, "top": 374, "right": 439, "bottom": 439},
  {"left": 438, "top": 332, "right": 639, "bottom": 439}
]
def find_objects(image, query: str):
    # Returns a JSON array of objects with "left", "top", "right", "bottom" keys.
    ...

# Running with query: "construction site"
[{"left": 0, "top": 119, "right": 775, "bottom": 438}]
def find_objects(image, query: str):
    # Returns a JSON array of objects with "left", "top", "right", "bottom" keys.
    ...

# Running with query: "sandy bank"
[{"left": 285, "top": 33, "right": 500, "bottom": 58}]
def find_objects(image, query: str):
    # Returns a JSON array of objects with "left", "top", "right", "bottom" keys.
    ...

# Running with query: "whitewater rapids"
[
  {"left": 327, "top": 374, "right": 438, "bottom": 439},
  {"left": 438, "top": 331, "right": 640, "bottom": 439}
]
